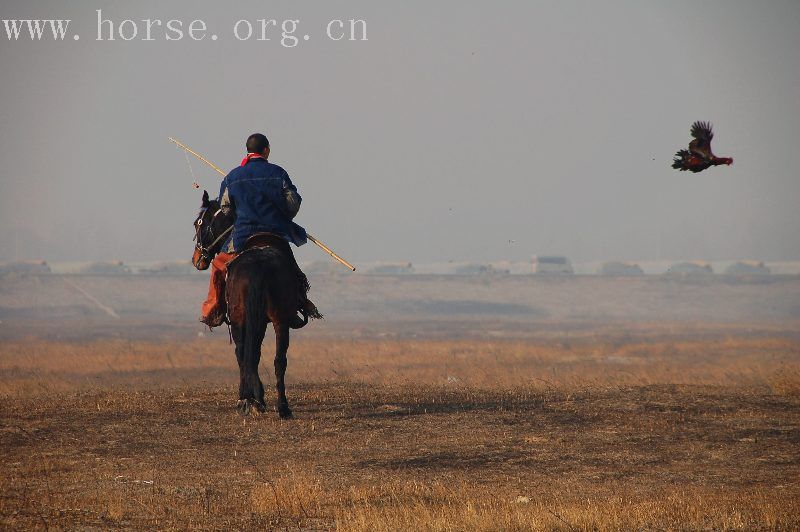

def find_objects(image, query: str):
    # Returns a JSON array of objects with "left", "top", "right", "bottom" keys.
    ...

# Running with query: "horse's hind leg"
[
  {"left": 232, "top": 321, "right": 268, "bottom": 415},
  {"left": 274, "top": 322, "right": 292, "bottom": 418},
  {"left": 231, "top": 325, "right": 250, "bottom": 416},
  {"left": 245, "top": 322, "right": 269, "bottom": 413}
]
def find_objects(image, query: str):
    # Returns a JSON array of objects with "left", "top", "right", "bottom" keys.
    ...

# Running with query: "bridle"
[{"left": 194, "top": 206, "right": 233, "bottom": 267}]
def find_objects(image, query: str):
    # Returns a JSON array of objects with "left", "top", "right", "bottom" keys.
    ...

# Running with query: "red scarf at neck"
[{"left": 241, "top": 153, "right": 265, "bottom": 166}]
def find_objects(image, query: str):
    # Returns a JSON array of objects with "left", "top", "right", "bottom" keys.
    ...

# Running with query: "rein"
[
  {"left": 206, "top": 225, "right": 234, "bottom": 251},
  {"left": 195, "top": 207, "right": 233, "bottom": 265}
]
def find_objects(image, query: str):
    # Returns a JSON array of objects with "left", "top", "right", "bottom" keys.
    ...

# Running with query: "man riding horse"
[{"left": 200, "top": 132, "right": 320, "bottom": 328}]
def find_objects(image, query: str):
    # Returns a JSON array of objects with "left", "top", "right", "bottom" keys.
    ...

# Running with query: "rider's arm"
[
  {"left": 282, "top": 174, "right": 302, "bottom": 219},
  {"left": 217, "top": 177, "right": 236, "bottom": 253},
  {"left": 218, "top": 178, "right": 234, "bottom": 216},
  {"left": 220, "top": 187, "right": 233, "bottom": 215}
]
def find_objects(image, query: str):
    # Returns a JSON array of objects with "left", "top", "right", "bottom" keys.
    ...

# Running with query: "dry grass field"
[
  {"left": 2, "top": 332, "right": 799, "bottom": 530},
  {"left": 1, "top": 273, "right": 799, "bottom": 529}
]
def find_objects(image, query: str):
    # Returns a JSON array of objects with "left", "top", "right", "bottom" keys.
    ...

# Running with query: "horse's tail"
[{"left": 242, "top": 256, "right": 272, "bottom": 360}]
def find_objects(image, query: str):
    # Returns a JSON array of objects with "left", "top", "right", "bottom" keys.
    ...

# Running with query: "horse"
[{"left": 192, "top": 190, "right": 301, "bottom": 418}]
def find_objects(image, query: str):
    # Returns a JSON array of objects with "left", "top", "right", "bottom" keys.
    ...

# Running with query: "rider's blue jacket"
[{"left": 218, "top": 157, "right": 307, "bottom": 252}]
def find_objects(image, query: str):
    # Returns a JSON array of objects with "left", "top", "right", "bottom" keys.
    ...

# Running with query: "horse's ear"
[{"left": 202, "top": 190, "right": 210, "bottom": 206}]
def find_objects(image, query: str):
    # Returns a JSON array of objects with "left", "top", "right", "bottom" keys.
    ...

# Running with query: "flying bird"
[{"left": 672, "top": 121, "right": 733, "bottom": 173}]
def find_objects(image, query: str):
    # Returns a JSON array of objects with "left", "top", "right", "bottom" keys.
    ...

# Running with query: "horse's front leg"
[{"left": 273, "top": 321, "right": 292, "bottom": 419}]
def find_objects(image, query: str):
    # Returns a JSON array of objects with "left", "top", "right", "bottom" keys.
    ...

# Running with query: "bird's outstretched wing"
[{"left": 688, "top": 121, "right": 715, "bottom": 160}]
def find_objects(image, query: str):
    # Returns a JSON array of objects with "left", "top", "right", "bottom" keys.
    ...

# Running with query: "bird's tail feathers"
[{"left": 672, "top": 149, "right": 690, "bottom": 170}]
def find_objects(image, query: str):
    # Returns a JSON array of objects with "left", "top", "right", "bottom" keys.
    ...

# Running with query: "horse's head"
[{"left": 192, "top": 190, "right": 233, "bottom": 270}]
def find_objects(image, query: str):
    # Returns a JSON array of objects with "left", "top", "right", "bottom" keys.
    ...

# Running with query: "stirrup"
[
  {"left": 200, "top": 311, "right": 228, "bottom": 329},
  {"left": 289, "top": 311, "right": 308, "bottom": 329}
]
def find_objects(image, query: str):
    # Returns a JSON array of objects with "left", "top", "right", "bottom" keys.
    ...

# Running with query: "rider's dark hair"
[{"left": 246, "top": 133, "right": 270, "bottom": 154}]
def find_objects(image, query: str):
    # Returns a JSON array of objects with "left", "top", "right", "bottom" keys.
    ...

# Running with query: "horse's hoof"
[
  {"left": 252, "top": 400, "right": 268, "bottom": 413},
  {"left": 237, "top": 399, "right": 250, "bottom": 417},
  {"left": 278, "top": 404, "right": 293, "bottom": 419}
]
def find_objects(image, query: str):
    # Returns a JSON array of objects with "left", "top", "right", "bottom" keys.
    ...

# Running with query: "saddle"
[
  {"left": 233, "top": 232, "right": 321, "bottom": 328},
  {"left": 244, "top": 232, "right": 292, "bottom": 253},
  {"left": 238, "top": 232, "right": 308, "bottom": 291}
]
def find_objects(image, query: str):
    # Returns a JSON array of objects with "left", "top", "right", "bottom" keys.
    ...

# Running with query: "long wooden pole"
[{"left": 170, "top": 137, "right": 356, "bottom": 271}]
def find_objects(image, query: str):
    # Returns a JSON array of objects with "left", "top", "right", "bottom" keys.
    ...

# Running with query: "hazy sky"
[{"left": 1, "top": 1, "right": 798, "bottom": 266}]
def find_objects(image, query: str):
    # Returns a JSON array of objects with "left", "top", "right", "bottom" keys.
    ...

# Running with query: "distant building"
[
  {"left": 303, "top": 260, "right": 344, "bottom": 274},
  {"left": 452, "top": 263, "right": 508, "bottom": 275},
  {"left": 366, "top": 262, "right": 415, "bottom": 275},
  {"left": 532, "top": 256, "right": 573, "bottom": 275},
  {"left": 665, "top": 261, "right": 713, "bottom": 275},
  {"left": 597, "top": 261, "right": 644, "bottom": 276},
  {"left": 138, "top": 261, "right": 198, "bottom": 275},
  {"left": 724, "top": 261, "right": 771, "bottom": 275},
  {"left": 0, "top": 260, "right": 51, "bottom": 275},
  {"left": 79, "top": 261, "right": 131, "bottom": 274}
]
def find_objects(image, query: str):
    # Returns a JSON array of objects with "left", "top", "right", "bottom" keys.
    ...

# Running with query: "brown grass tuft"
[
  {"left": 250, "top": 469, "right": 324, "bottom": 522},
  {"left": 334, "top": 483, "right": 800, "bottom": 531},
  {"left": 769, "top": 365, "right": 800, "bottom": 397}
]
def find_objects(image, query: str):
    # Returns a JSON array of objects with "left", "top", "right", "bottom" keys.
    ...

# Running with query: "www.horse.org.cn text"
[{"left": 2, "top": 10, "right": 368, "bottom": 47}]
